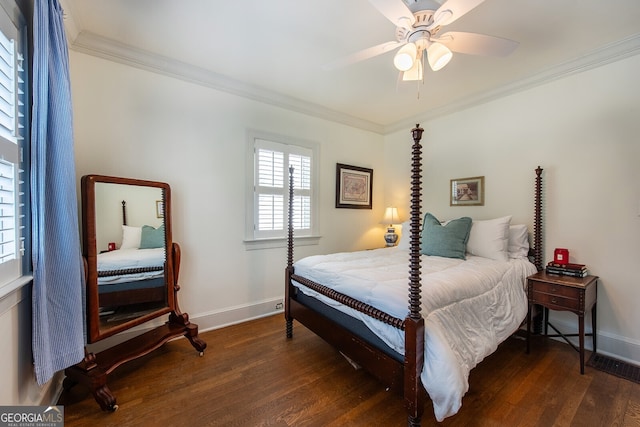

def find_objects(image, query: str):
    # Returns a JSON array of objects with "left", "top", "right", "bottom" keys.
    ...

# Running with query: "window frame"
[
  {"left": 244, "top": 129, "right": 320, "bottom": 250},
  {"left": 0, "top": 0, "right": 31, "bottom": 300}
]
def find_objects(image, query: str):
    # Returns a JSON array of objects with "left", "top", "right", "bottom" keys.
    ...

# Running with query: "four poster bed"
[{"left": 284, "top": 125, "right": 544, "bottom": 425}]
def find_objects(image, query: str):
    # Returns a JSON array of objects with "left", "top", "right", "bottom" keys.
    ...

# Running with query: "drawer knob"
[{"left": 551, "top": 298, "right": 558, "bottom": 304}]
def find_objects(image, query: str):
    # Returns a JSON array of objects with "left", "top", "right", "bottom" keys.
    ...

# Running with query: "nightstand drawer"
[
  {"left": 530, "top": 290, "right": 580, "bottom": 310},
  {"left": 529, "top": 280, "right": 582, "bottom": 299}
]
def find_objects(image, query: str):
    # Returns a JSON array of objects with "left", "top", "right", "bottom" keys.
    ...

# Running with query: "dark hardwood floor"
[{"left": 59, "top": 314, "right": 640, "bottom": 426}]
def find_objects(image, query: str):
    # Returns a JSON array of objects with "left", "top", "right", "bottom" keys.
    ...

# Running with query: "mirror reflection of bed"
[{"left": 94, "top": 184, "right": 167, "bottom": 333}]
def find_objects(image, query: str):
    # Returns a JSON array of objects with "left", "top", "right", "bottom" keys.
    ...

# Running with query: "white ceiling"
[{"left": 60, "top": 0, "right": 640, "bottom": 134}]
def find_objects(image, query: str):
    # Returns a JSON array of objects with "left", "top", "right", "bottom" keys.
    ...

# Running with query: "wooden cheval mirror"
[{"left": 63, "top": 175, "right": 206, "bottom": 411}]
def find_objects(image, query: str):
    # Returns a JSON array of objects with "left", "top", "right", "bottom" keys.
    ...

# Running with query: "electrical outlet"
[{"left": 275, "top": 302, "right": 283, "bottom": 310}]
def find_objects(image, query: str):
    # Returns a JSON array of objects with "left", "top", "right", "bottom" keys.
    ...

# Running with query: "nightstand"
[{"left": 526, "top": 271, "right": 598, "bottom": 374}]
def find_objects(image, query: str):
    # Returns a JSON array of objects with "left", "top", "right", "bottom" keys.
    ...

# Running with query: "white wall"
[
  {"left": 1, "top": 286, "right": 63, "bottom": 406},
  {"left": 384, "top": 53, "right": 640, "bottom": 364},
  {"left": 95, "top": 183, "right": 163, "bottom": 251},
  {"left": 70, "top": 51, "right": 387, "bottom": 331}
]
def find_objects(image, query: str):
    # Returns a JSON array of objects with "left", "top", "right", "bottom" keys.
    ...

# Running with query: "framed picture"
[
  {"left": 335, "top": 163, "right": 373, "bottom": 209},
  {"left": 156, "top": 200, "right": 164, "bottom": 218},
  {"left": 450, "top": 176, "right": 484, "bottom": 206}
]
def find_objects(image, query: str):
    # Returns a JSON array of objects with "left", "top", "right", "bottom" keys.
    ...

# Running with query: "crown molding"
[
  {"left": 385, "top": 33, "right": 640, "bottom": 134},
  {"left": 68, "top": 31, "right": 384, "bottom": 135},
  {"left": 67, "top": 28, "right": 640, "bottom": 136}
]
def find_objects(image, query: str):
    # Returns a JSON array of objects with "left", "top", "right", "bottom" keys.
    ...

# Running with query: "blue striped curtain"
[{"left": 31, "top": 0, "right": 85, "bottom": 385}]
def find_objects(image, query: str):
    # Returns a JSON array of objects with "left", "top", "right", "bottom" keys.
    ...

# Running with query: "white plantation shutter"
[
  {"left": 254, "top": 138, "right": 313, "bottom": 239},
  {"left": 0, "top": 159, "right": 15, "bottom": 264},
  {"left": 0, "top": 19, "right": 23, "bottom": 286},
  {"left": 0, "top": 30, "right": 15, "bottom": 142},
  {"left": 256, "top": 147, "right": 284, "bottom": 232},
  {"left": 289, "top": 153, "right": 311, "bottom": 230}
]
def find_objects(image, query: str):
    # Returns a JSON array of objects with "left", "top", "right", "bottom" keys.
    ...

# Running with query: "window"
[
  {"left": 0, "top": 1, "right": 29, "bottom": 294},
  {"left": 245, "top": 132, "right": 318, "bottom": 248}
]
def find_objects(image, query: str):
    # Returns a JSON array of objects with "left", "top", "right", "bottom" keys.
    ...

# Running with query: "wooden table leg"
[
  {"left": 544, "top": 307, "right": 549, "bottom": 335},
  {"left": 526, "top": 304, "right": 532, "bottom": 354},
  {"left": 579, "top": 314, "right": 585, "bottom": 374},
  {"left": 592, "top": 303, "right": 597, "bottom": 353}
]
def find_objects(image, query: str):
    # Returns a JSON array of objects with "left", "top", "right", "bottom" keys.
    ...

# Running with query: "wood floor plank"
[
  {"left": 624, "top": 394, "right": 640, "bottom": 427},
  {"left": 59, "top": 314, "right": 640, "bottom": 426}
]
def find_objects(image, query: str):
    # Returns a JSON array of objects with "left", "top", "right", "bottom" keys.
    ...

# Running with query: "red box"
[
  {"left": 108, "top": 242, "right": 116, "bottom": 251},
  {"left": 554, "top": 248, "right": 569, "bottom": 265}
]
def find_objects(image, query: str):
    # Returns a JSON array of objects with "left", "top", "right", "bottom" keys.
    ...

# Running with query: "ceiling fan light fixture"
[
  {"left": 427, "top": 42, "right": 452, "bottom": 71},
  {"left": 393, "top": 42, "right": 417, "bottom": 72},
  {"left": 402, "top": 56, "right": 423, "bottom": 81}
]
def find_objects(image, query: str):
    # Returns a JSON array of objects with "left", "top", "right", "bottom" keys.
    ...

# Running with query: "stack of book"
[{"left": 546, "top": 261, "right": 589, "bottom": 277}]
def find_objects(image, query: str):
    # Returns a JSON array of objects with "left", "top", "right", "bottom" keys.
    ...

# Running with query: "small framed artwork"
[
  {"left": 156, "top": 200, "right": 164, "bottom": 218},
  {"left": 450, "top": 176, "right": 484, "bottom": 206},
  {"left": 335, "top": 163, "right": 373, "bottom": 209}
]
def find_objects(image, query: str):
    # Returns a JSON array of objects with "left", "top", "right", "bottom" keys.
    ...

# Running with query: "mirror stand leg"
[
  {"left": 168, "top": 311, "right": 207, "bottom": 355},
  {"left": 64, "top": 352, "right": 119, "bottom": 412},
  {"left": 182, "top": 322, "right": 207, "bottom": 355},
  {"left": 91, "top": 382, "right": 118, "bottom": 412}
]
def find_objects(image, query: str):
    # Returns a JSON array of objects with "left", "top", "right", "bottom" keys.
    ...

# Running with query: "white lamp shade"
[
  {"left": 427, "top": 42, "right": 452, "bottom": 71},
  {"left": 402, "top": 57, "right": 423, "bottom": 81},
  {"left": 381, "top": 207, "right": 401, "bottom": 225},
  {"left": 393, "top": 43, "right": 417, "bottom": 72}
]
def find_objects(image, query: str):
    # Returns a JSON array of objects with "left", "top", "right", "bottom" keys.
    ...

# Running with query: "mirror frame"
[{"left": 81, "top": 175, "right": 175, "bottom": 343}]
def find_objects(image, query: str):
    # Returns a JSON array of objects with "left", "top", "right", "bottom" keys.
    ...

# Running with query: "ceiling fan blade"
[
  {"left": 433, "top": 0, "right": 486, "bottom": 27},
  {"left": 322, "top": 41, "right": 403, "bottom": 70},
  {"left": 368, "top": 0, "right": 415, "bottom": 28},
  {"left": 436, "top": 31, "right": 518, "bottom": 56}
]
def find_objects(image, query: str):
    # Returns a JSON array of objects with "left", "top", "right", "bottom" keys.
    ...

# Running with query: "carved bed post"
[
  {"left": 533, "top": 166, "right": 543, "bottom": 271},
  {"left": 405, "top": 124, "right": 426, "bottom": 427},
  {"left": 285, "top": 166, "right": 295, "bottom": 338},
  {"left": 121, "top": 200, "right": 127, "bottom": 226},
  {"left": 532, "top": 166, "right": 545, "bottom": 334}
]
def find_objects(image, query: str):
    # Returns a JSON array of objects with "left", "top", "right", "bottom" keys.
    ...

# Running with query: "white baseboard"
[
  {"left": 192, "top": 297, "right": 284, "bottom": 333},
  {"left": 46, "top": 372, "right": 66, "bottom": 408}
]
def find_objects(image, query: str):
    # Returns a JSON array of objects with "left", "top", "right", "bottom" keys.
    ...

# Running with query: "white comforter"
[
  {"left": 97, "top": 248, "right": 165, "bottom": 285},
  {"left": 292, "top": 247, "right": 537, "bottom": 421}
]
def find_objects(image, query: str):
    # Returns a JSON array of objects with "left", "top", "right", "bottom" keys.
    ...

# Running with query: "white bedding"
[
  {"left": 292, "top": 247, "right": 537, "bottom": 421},
  {"left": 97, "top": 248, "right": 165, "bottom": 285}
]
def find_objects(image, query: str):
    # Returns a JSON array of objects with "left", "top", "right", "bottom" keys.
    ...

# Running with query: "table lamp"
[{"left": 381, "top": 207, "right": 401, "bottom": 247}]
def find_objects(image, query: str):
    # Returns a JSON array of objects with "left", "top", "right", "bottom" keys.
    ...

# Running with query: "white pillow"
[
  {"left": 508, "top": 224, "right": 530, "bottom": 259},
  {"left": 396, "top": 221, "right": 411, "bottom": 250},
  {"left": 120, "top": 225, "right": 142, "bottom": 249},
  {"left": 466, "top": 216, "right": 512, "bottom": 261}
]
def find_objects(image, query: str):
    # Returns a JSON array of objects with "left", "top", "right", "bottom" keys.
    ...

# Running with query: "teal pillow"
[
  {"left": 139, "top": 224, "right": 165, "bottom": 249},
  {"left": 421, "top": 213, "right": 472, "bottom": 259}
]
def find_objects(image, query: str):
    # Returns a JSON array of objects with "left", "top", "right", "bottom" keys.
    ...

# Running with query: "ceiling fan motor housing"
[{"left": 396, "top": 1, "right": 444, "bottom": 51}]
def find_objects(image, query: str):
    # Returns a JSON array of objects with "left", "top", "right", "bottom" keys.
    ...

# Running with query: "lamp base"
[{"left": 384, "top": 227, "right": 398, "bottom": 247}]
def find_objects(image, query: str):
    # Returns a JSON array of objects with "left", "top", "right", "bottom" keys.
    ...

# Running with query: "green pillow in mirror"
[
  {"left": 139, "top": 224, "right": 165, "bottom": 249},
  {"left": 421, "top": 213, "right": 472, "bottom": 259}
]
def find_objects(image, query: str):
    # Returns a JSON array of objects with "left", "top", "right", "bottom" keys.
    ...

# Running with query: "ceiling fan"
[{"left": 325, "top": 0, "right": 518, "bottom": 81}]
